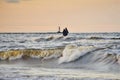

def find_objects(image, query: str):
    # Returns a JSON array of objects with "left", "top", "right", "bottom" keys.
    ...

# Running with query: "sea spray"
[
  {"left": 58, "top": 44, "right": 96, "bottom": 64},
  {"left": 0, "top": 32, "right": 120, "bottom": 78}
]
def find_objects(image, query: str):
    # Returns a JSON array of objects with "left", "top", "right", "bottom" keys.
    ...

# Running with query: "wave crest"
[
  {"left": 58, "top": 44, "right": 96, "bottom": 64},
  {"left": 0, "top": 44, "right": 120, "bottom": 68},
  {"left": 0, "top": 48, "right": 63, "bottom": 60}
]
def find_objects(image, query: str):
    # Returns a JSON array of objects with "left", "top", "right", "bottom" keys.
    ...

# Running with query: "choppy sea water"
[{"left": 0, "top": 32, "right": 120, "bottom": 80}]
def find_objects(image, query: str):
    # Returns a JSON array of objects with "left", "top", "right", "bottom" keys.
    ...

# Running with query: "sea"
[{"left": 0, "top": 32, "right": 120, "bottom": 80}]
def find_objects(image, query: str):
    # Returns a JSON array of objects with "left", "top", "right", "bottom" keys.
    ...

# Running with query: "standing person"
[
  {"left": 57, "top": 26, "right": 61, "bottom": 33},
  {"left": 63, "top": 27, "right": 69, "bottom": 36}
]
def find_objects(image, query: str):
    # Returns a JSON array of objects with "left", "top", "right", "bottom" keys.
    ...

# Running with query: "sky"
[{"left": 0, "top": 0, "right": 120, "bottom": 32}]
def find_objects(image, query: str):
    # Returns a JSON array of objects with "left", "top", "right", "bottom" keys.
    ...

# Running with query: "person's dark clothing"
[{"left": 63, "top": 28, "right": 69, "bottom": 36}]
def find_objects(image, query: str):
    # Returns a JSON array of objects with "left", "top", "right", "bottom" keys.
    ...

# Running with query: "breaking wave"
[
  {"left": 58, "top": 44, "right": 96, "bottom": 64},
  {"left": 0, "top": 44, "right": 120, "bottom": 68},
  {"left": 0, "top": 48, "right": 63, "bottom": 60},
  {"left": 34, "top": 35, "right": 120, "bottom": 42},
  {"left": 89, "top": 37, "right": 120, "bottom": 40},
  {"left": 34, "top": 35, "right": 78, "bottom": 42}
]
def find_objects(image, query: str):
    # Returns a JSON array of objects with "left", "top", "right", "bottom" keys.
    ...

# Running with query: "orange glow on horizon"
[{"left": 0, "top": 0, "right": 120, "bottom": 32}]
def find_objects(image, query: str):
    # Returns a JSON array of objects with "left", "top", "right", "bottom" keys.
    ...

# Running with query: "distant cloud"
[{"left": 5, "top": 0, "right": 31, "bottom": 3}]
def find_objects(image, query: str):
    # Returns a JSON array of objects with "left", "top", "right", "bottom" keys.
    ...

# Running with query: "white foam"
[
  {"left": 9, "top": 54, "right": 23, "bottom": 60},
  {"left": 30, "top": 55, "right": 42, "bottom": 59},
  {"left": 45, "top": 35, "right": 63, "bottom": 41},
  {"left": 58, "top": 44, "right": 95, "bottom": 64}
]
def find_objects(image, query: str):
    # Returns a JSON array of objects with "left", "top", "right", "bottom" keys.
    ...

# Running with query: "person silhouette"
[
  {"left": 63, "top": 27, "right": 69, "bottom": 36},
  {"left": 57, "top": 26, "right": 61, "bottom": 33}
]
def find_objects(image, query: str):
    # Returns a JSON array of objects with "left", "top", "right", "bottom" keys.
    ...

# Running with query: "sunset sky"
[{"left": 0, "top": 0, "right": 120, "bottom": 32}]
